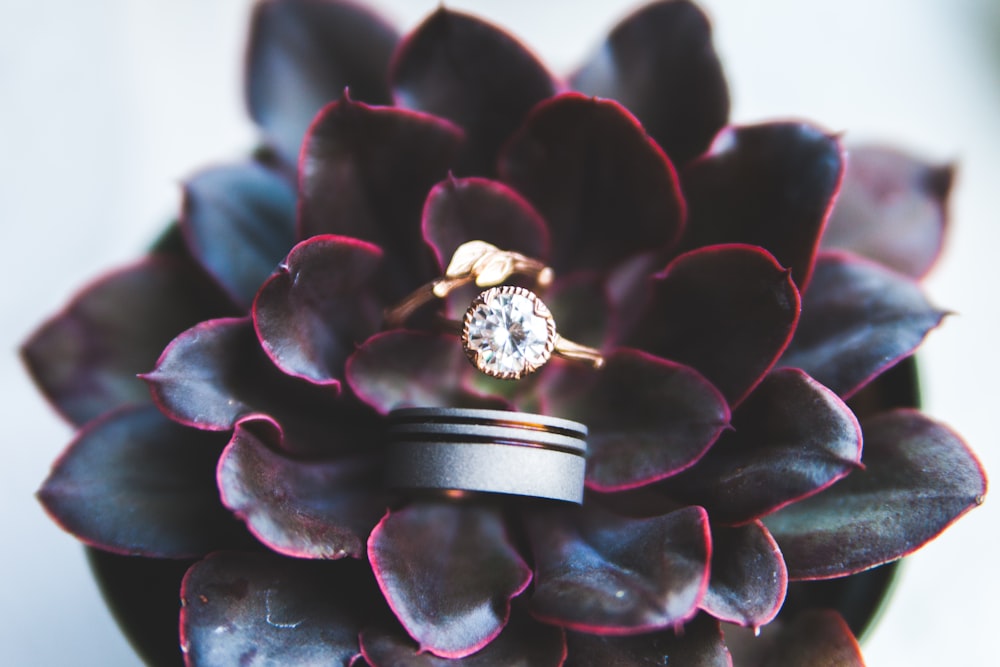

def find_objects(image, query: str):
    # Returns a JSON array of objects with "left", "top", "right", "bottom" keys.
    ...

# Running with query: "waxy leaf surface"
[
  {"left": 38, "top": 405, "right": 242, "bottom": 558},
  {"left": 368, "top": 503, "right": 532, "bottom": 658},
  {"left": 23, "top": 257, "right": 229, "bottom": 426},
  {"left": 391, "top": 8, "right": 555, "bottom": 175},
  {"left": 527, "top": 505, "right": 710, "bottom": 634},
  {"left": 360, "top": 613, "right": 565, "bottom": 667},
  {"left": 572, "top": 0, "right": 729, "bottom": 165},
  {"left": 759, "top": 610, "right": 864, "bottom": 667},
  {"left": 699, "top": 522, "right": 786, "bottom": 629},
  {"left": 627, "top": 244, "right": 800, "bottom": 405},
  {"left": 422, "top": 176, "right": 549, "bottom": 270},
  {"left": 181, "top": 552, "right": 369, "bottom": 666},
  {"left": 823, "top": 146, "right": 953, "bottom": 278},
  {"left": 500, "top": 94, "right": 685, "bottom": 273},
  {"left": 565, "top": 613, "right": 731, "bottom": 667},
  {"left": 658, "top": 369, "right": 861, "bottom": 524},
  {"left": 779, "top": 252, "right": 946, "bottom": 398},
  {"left": 218, "top": 424, "right": 386, "bottom": 560},
  {"left": 765, "top": 409, "right": 987, "bottom": 579},
  {"left": 545, "top": 349, "right": 729, "bottom": 490},
  {"left": 347, "top": 330, "right": 507, "bottom": 414},
  {"left": 253, "top": 235, "right": 383, "bottom": 386},
  {"left": 299, "top": 99, "right": 462, "bottom": 290},
  {"left": 681, "top": 123, "right": 844, "bottom": 289},
  {"left": 181, "top": 162, "right": 297, "bottom": 307},
  {"left": 246, "top": 0, "right": 398, "bottom": 159}
]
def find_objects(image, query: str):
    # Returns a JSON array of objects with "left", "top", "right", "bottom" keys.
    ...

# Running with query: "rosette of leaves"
[{"left": 23, "top": 1, "right": 986, "bottom": 665}]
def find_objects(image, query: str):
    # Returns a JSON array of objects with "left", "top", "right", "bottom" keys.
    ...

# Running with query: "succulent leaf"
[
  {"left": 181, "top": 161, "right": 297, "bottom": 307},
  {"left": 572, "top": 0, "right": 729, "bottom": 166},
  {"left": 500, "top": 93, "right": 685, "bottom": 273},
  {"left": 246, "top": 0, "right": 398, "bottom": 160},
  {"left": 390, "top": 8, "right": 555, "bottom": 176},
  {"left": 779, "top": 252, "right": 947, "bottom": 398},
  {"left": 823, "top": 146, "right": 953, "bottom": 278},
  {"left": 544, "top": 348, "right": 730, "bottom": 490},
  {"left": 681, "top": 123, "right": 844, "bottom": 290},
  {"left": 565, "top": 613, "right": 731, "bottom": 667},
  {"left": 657, "top": 368, "right": 862, "bottom": 524},
  {"left": 527, "top": 505, "right": 711, "bottom": 634},
  {"left": 765, "top": 409, "right": 987, "bottom": 579},
  {"left": 253, "top": 235, "right": 384, "bottom": 386},
  {"left": 758, "top": 609, "right": 865, "bottom": 667},
  {"left": 368, "top": 503, "right": 532, "bottom": 658},
  {"left": 38, "top": 405, "right": 244, "bottom": 558}
]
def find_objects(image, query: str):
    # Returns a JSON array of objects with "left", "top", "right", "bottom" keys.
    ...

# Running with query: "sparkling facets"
[{"left": 464, "top": 287, "right": 555, "bottom": 378}]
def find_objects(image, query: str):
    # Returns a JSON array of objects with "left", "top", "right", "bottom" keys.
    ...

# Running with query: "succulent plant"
[{"left": 23, "top": 1, "right": 987, "bottom": 665}]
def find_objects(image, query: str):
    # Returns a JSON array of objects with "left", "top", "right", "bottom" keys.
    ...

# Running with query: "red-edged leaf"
[
  {"left": 680, "top": 123, "right": 844, "bottom": 289},
  {"left": 565, "top": 613, "right": 731, "bottom": 667},
  {"left": 500, "top": 93, "right": 685, "bottom": 274},
  {"left": 625, "top": 244, "right": 800, "bottom": 406},
  {"left": 360, "top": 612, "right": 565, "bottom": 667},
  {"left": 823, "top": 145, "right": 953, "bottom": 278},
  {"left": 527, "top": 505, "right": 711, "bottom": 634},
  {"left": 181, "top": 161, "right": 297, "bottom": 307},
  {"left": 657, "top": 369, "right": 862, "bottom": 524},
  {"left": 544, "top": 349, "right": 729, "bottom": 491},
  {"left": 253, "top": 235, "right": 384, "bottom": 386},
  {"left": 180, "top": 552, "right": 374, "bottom": 666},
  {"left": 390, "top": 8, "right": 555, "bottom": 175},
  {"left": 368, "top": 503, "right": 532, "bottom": 658},
  {"left": 246, "top": 0, "right": 398, "bottom": 159},
  {"left": 298, "top": 98, "right": 462, "bottom": 290},
  {"left": 22, "top": 256, "right": 231, "bottom": 426},
  {"left": 217, "top": 424, "right": 386, "bottom": 560},
  {"left": 779, "top": 252, "right": 946, "bottom": 398},
  {"left": 144, "top": 317, "right": 375, "bottom": 456},
  {"left": 37, "top": 406, "right": 245, "bottom": 558},
  {"left": 759, "top": 610, "right": 865, "bottom": 667},
  {"left": 346, "top": 330, "right": 508, "bottom": 414},
  {"left": 571, "top": 0, "right": 729, "bottom": 165},
  {"left": 422, "top": 176, "right": 549, "bottom": 270},
  {"left": 700, "top": 522, "right": 786, "bottom": 629},
  {"left": 765, "top": 409, "right": 986, "bottom": 580}
]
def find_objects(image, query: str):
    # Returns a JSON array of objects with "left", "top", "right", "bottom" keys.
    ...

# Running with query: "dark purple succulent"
[{"left": 23, "top": 1, "right": 987, "bottom": 665}]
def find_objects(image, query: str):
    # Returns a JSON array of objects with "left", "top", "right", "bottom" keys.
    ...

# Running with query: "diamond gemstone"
[{"left": 465, "top": 288, "right": 553, "bottom": 378}]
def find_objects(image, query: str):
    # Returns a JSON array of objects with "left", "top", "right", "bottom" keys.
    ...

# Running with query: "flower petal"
[
  {"left": 253, "top": 235, "right": 384, "bottom": 386},
  {"left": 657, "top": 368, "right": 862, "bottom": 524},
  {"left": 500, "top": 94, "right": 685, "bottom": 273},
  {"left": 299, "top": 98, "right": 462, "bottom": 290},
  {"left": 571, "top": 0, "right": 729, "bottom": 165},
  {"left": 759, "top": 610, "right": 865, "bottom": 667},
  {"left": 144, "top": 317, "right": 373, "bottom": 456},
  {"left": 181, "top": 162, "right": 297, "bottom": 307},
  {"left": 360, "top": 612, "right": 566, "bottom": 667},
  {"left": 544, "top": 349, "right": 729, "bottom": 491},
  {"left": 822, "top": 146, "right": 953, "bottom": 278},
  {"left": 346, "top": 330, "right": 507, "bottom": 414},
  {"left": 22, "top": 256, "right": 231, "bottom": 426},
  {"left": 626, "top": 244, "right": 800, "bottom": 406},
  {"left": 765, "top": 409, "right": 987, "bottom": 580},
  {"left": 246, "top": 0, "right": 398, "bottom": 159},
  {"left": 217, "top": 424, "right": 386, "bottom": 560},
  {"left": 37, "top": 405, "right": 245, "bottom": 558},
  {"left": 180, "top": 552, "right": 372, "bottom": 666},
  {"left": 368, "top": 503, "right": 532, "bottom": 658},
  {"left": 390, "top": 8, "right": 555, "bottom": 175},
  {"left": 422, "top": 176, "right": 550, "bottom": 270},
  {"left": 700, "top": 521, "right": 786, "bottom": 629},
  {"left": 680, "top": 123, "right": 844, "bottom": 289},
  {"left": 778, "top": 252, "right": 946, "bottom": 398},
  {"left": 527, "top": 505, "right": 710, "bottom": 634},
  {"left": 565, "top": 613, "right": 730, "bottom": 667}
]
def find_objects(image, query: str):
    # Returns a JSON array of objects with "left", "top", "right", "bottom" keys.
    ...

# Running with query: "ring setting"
[{"left": 462, "top": 285, "right": 556, "bottom": 380}]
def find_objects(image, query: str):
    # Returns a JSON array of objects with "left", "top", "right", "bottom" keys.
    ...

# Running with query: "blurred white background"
[{"left": 2, "top": 0, "right": 996, "bottom": 664}]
